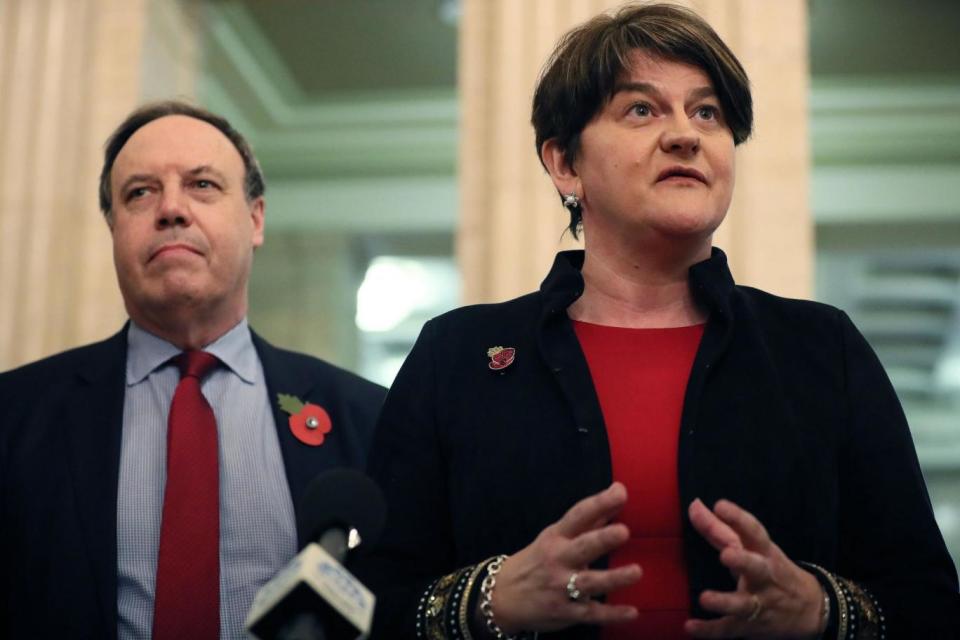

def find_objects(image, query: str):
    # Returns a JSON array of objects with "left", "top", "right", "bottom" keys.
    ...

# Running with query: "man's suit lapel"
[
  {"left": 64, "top": 329, "right": 127, "bottom": 639},
  {"left": 253, "top": 332, "right": 333, "bottom": 544}
]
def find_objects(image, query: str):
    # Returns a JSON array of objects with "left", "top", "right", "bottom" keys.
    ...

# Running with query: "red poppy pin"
[
  {"left": 487, "top": 346, "right": 516, "bottom": 371},
  {"left": 278, "top": 393, "right": 331, "bottom": 446}
]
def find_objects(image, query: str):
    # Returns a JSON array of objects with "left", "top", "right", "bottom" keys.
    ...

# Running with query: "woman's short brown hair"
[{"left": 531, "top": 3, "right": 753, "bottom": 235}]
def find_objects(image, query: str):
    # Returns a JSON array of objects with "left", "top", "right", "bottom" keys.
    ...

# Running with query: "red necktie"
[{"left": 153, "top": 351, "right": 220, "bottom": 640}]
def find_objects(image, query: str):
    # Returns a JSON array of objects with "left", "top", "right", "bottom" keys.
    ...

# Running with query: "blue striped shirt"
[{"left": 117, "top": 320, "right": 297, "bottom": 639}]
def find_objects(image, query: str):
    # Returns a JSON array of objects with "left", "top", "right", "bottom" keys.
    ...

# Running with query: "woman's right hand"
[{"left": 488, "top": 482, "right": 642, "bottom": 634}]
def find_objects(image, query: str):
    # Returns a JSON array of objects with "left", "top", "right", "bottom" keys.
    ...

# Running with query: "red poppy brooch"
[
  {"left": 278, "top": 393, "right": 331, "bottom": 446},
  {"left": 487, "top": 346, "right": 516, "bottom": 371}
]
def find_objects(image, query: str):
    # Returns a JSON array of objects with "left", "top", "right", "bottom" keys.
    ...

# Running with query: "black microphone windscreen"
[{"left": 296, "top": 469, "right": 386, "bottom": 551}]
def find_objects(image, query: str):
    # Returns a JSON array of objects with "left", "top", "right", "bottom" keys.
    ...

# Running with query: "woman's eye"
[{"left": 696, "top": 105, "right": 719, "bottom": 120}]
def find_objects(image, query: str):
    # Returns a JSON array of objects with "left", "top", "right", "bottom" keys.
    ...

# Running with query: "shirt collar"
[
  {"left": 537, "top": 247, "right": 736, "bottom": 320},
  {"left": 126, "top": 319, "right": 259, "bottom": 385}
]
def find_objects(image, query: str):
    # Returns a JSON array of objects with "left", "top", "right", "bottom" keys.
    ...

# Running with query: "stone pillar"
[
  {"left": 457, "top": 0, "right": 811, "bottom": 304},
  {"left": 694, "top": 0, "right": 812, "bottom": 299},
  {"left": 0, "top": 0, "right": 200, "bottom": 369},
  {"left": 248, "top": 231, "right": 360, "bottom": 370}
]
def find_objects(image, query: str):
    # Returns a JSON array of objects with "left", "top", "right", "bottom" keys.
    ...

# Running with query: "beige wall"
[
  {"left": 0, "top": 0, "right": 198, "bottom": 370},
  {"left": 457, "top": 0, "right": 811, "bottom": 304}
]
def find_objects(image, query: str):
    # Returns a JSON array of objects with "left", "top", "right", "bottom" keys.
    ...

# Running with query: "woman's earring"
[{"left": 562, "top": 192, "right": 581, "bottom": 211}]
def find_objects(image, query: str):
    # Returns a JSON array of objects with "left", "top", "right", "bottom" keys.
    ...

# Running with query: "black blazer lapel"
[{"left": 63, "top": 329, "right": 127, "bottom": 639}]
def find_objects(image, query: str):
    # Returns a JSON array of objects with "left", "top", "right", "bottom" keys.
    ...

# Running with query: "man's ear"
[
  {"left": 540, "top": 138, "right": 580, "bottom": 198},
  {"left": 250, "top": 197, "right": 265, "bottom": 248}
]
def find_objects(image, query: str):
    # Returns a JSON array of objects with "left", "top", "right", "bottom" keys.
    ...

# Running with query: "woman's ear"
[{"left": 540, "top": 138, "right": 580, "bottom": 197}]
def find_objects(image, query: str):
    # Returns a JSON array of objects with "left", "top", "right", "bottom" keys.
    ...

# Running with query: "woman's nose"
[{"left": 659, "top": 115, "right": 701, "bottom": 155}]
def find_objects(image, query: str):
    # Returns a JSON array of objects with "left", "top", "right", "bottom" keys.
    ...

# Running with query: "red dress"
[{"left": 573, "top": 321, "right": 705, "bottom": 640}]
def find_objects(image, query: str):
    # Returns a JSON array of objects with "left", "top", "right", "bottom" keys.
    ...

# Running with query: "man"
[{"left": 0, "top": 101, "right": 386, "bottom": 639}]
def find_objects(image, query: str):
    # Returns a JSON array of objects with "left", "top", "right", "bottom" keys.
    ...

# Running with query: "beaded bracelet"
[
  {"left": 417, "top": 577, "right": 441, "bottom": 640},
  {"left": 416, "top": 556, "right": 539, "bottom": 640},
  {"left": 817, "top": 578, "right": 831, "bottom": 636},
  {"left": 415, "top": 558, "right": 502, "bottom": 640},
  {"left": 422, "top": 568, "right": 470, "bottom": 640},
  {"left": 836, "top": 575, "right": 885, "bottom": 640},
  {"left": 802, "top": 562, "right": 886, "bottom": 640},
  {"left": 450, "top": 567, "right": 476, "bottom": 639},
  {"left": 457, "top": 557, "right": 495, "bottom": 640}
]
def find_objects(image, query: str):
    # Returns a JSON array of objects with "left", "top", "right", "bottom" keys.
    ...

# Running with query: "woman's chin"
[{"left": 647, "top": 209, "right": 726, "bottom": 239}]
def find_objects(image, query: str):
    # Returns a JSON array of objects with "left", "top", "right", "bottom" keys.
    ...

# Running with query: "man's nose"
[{"left": 155, "top": 188, "right": 193, "bottom": 229}]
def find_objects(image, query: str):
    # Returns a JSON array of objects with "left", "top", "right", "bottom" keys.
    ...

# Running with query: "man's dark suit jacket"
[{"left": 0, "top": 326, "right": 386, "bottom": 638}]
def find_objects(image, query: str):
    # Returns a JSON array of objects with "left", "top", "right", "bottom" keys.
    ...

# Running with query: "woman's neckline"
[{"left": 571, "top": 318, "right": 706, "bottom": 331}]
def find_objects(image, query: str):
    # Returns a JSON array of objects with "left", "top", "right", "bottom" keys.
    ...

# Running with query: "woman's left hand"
[{"left": 684, "top": 498, "right": 827, "bottom": 639}]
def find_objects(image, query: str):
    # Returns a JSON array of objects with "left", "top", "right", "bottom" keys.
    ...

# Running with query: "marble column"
[{"left": 0, "top": 0, "right": 200, "bottom": 369}]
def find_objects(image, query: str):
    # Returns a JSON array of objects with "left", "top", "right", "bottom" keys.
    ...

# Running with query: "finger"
[
  {"left": 570, "top": 600, "right": 638, "bottom": 626},
  {"left": 713, "top": 500, "right": 771, "bottom": 554},
  {"left": 688, "top": 498, "right": 742, "bottom": 552},
  {"left": 562, "top": 523, "right": 630, "bottom": 566},
  {"left": 718, "top": 546, "right": 772, "bottom": 586},
  {"left": 554, "top": 483, "right": 628, "bottom": 538},
  {"left": 568, "top": 564, "right": 642, "bottom": 598},
  {"left": 684, "top": 615, "right": 744, "bottom": 639},
  {"left": 698, "top": 589, "right": 760, "bottom": 618}
]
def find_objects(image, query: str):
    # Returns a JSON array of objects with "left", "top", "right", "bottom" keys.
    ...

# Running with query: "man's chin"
[{"left": 125, "top": 282, "right": 210, "bottom": 316}]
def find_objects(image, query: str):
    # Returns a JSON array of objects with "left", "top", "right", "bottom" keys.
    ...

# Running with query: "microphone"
[{"left": 245, "top": 469, "right": 387, "bottom": 640}]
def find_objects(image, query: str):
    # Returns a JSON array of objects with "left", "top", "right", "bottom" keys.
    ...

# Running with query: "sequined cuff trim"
[
  {"left": 802, "top": 562, "right": 886, "bottom": 640},
  {"left": 415, "top": 557, "right": 504, "bottom": 640}
]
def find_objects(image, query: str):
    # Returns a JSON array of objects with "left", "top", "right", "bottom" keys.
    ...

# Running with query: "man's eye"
[
  {"left": 630, "top": 103, "right": 652, "bottom": 117},
  {"left": 195, "top": 180, "right": 213, "bottom": 189},
  {"left": 126, "top": 187, "right": 149, "bottom": 201}
]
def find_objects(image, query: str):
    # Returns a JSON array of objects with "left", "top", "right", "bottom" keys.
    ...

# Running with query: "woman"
[{"left": 358, "top": 4, "right": 960, "bottom": 639}]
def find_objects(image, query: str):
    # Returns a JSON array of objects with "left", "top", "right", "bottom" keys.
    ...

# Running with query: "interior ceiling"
[
  {"left": 233, "top": 0, "right": 959, "bottom": 98},
  {"left": 808, "top": 0, "right": 960, "bottom": 77},
  {"left": 237, "top": 0, "right": 457, "bottom": 96}
]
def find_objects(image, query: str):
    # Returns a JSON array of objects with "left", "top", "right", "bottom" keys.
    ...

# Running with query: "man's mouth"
[{"left": 149, "top": 243, "right": 202, "bottom": 262}]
